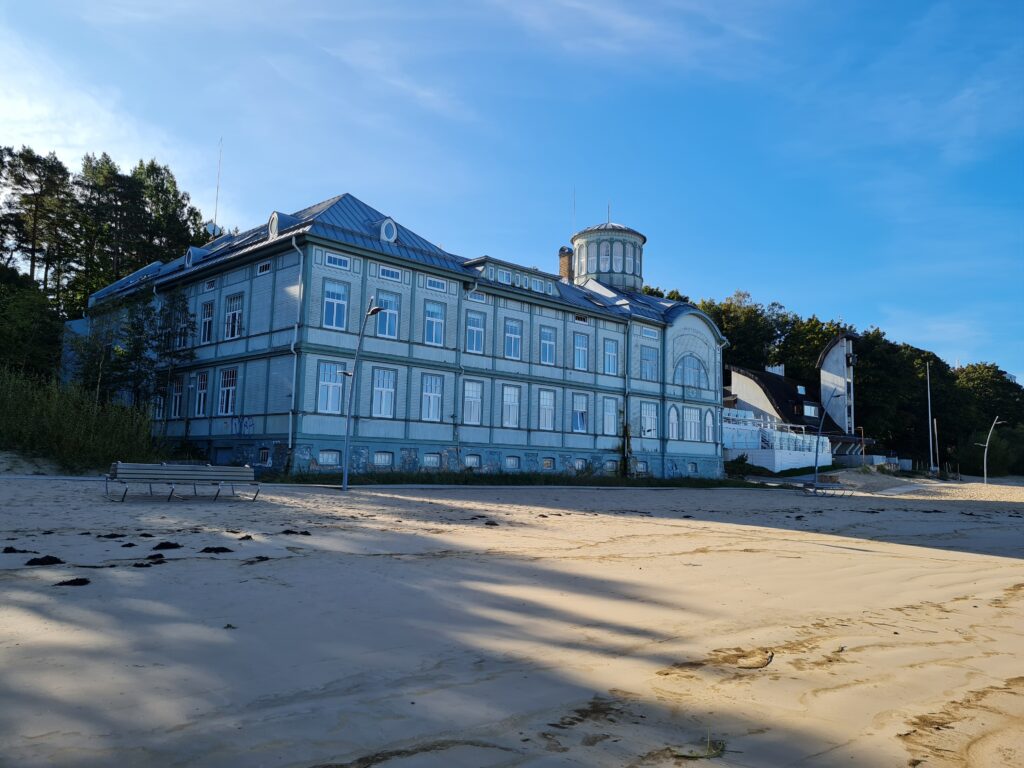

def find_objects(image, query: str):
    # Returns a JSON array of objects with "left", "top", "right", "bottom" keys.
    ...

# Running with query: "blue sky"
[{"left": 2, "top": 0, "right": 1022, "bottom": 379}]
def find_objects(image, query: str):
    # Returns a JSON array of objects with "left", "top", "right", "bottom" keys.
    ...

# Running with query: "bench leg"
[
  {"left": 213, "top": 483, "right": 222, "bottom": 502},
  {"left": 252, "top": 484, "right": 261, "bottom": 502},
  {"left": 193, "top": 483, "right": 198, "bottom": 496},
  {"left": 121, "top": 484, "right": 128, "bottom": 503},
  {"left": 167, "top": 483, "right": 175, "bottom": 502}
]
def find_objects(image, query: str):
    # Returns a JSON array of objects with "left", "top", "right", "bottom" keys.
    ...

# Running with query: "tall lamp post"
[
  {"left": 812, "top": 389, "right": 843, "bottom": 489},
  {"left": 341, "top": 298, "right": 382, "bottom": 492},
  {"left": 975, "top": 416, "right": 1006, "bottom": 485}
]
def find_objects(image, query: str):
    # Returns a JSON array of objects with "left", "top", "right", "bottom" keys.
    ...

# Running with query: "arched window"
[
  {"left": 704, "top": 410, "right": 715, "bottom": 442},
  {"left": 577, "top": 244, "right": 586, "bottom": 276},
  {"left": 599, "top": 241, "right": 610, "bottom": 271},
  {"left": 635, "top": 246, "right": 643, "bottom": 275},
  {"left": 675, "top": 355, "right": 710, "bottom": 389},
  {"left": 668, "top": 406, "right": 680, "bottom": 440},
  {"left": 625, "top": 244, "right": 634, "bottom": 275},
  {"left": 612, "top": 241, "right": 623, "bottom": 272},
  {"left": 587, "top": 244, "right": 597, "bottom": 273}
]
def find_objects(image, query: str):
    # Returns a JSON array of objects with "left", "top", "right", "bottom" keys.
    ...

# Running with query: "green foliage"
[
  {"left": 0, "top": 367, "right": 161, "bottom": 471},
  {"left": 0, "top": 264, "right": 62, "bottom": 374},
  {"left": 699, "top": 290, "right": 789, "bottom": 371}
]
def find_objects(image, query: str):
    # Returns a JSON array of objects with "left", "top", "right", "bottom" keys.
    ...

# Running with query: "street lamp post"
[
  {"left": 975, "top": 415, "right": 1006, "bottom": 485},
  {"left": 856, "top": 425, "right": 866, "bottom": 466},
  {"left": 341, "top": 298, "right": 382, "bottom": 492}
]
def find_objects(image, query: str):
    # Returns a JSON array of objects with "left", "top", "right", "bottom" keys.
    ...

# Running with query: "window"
[
  {"left": 326, "top": 252, "right": 350, "bottom": 270},
  {"left": 423, "top": 453, "right": 441, "bottom": 468},
  {"left": 379, "top": 265, "right": 401, "bottom": 281},
  {"left": 195, "top": 371, "right": 208, "bottom": 416},
  {"left": 641, "top": 401, "right": 658, "bottom": 438},
  {"left": 530, "top": 278, "right": 542, "bottom": 292},
  {"left": 224, "top": 293, "right": 243, "bottom": 340},
  {"left": 604, "top": 460, "right": 619, "bottom": 473},
  {"left": 319, "top": 450, "right": 340, "bottom": 466},
  {"left": 376, "top": 291, "right": 398, "bottom": 338},
  {"left": 372, "top": 368, "right": 396, "bottom": 417},
  {"left": 599, "top": 242, "right": 610, "bottom": 271},
  {"left": 426, "top": 276, "right": 446, "bottom": 292},
  {"left": 539, "top": 389, "right": 555, "bottom": 430},
  {"left": 203, "top": 279, "right": 216, "bottom": 292},
  {"left": 323, "top": 280, "right": 348, "bottom": 330},
  {"left": 505, "top": 456, "right": 520, "bottom": 470},
  {"left": 626, "top": 248, "right": 634, "bottom": 275},
  {"left": 603, "top": 338, "right": 619, "bottom": 375},
  {"left": 676, "top": 355, "right": 710, "bottom": 389},
  {"left": 688, "top": 462, "right": 698, "bottom": 474},
  {"left": 501, "top": 385, "right": 520, "bottom": 428},
  {"left": 497, "top": 268, "right": 512, "bottom": 285},
  {"left": 539, "top": 326, "right": 556, "bottom": 365},
  {"left": 573, "top": 333, "right": 589, "bottom": 370},
  {"left": 463, "top": 381, "right": 483, "bottom": 425},
  {"left": 705, "top": 410, "right": 715, "bottom": 442},
  {"left": 574, "top": 458, "right": 588, "bottom": 472},
  {"left": 152, "top": 396, "right": 164, "bottom": 420},
  {"left": 603, "top": 397, "right": 618, "bottom": 435},
  {"left": 258, "top": 447, "right": 270, "bottom": 465},
  {"left": 465, "top": 311, "right": 485, "bottom": 354},
  {"left": 380, "top": 219, "right": 397, "bottom": 242},
  {"left": 200, "top": 301, "right": 214, "bottom": 344},
  {"left": 170, "top": 378, "right": 183, "bottom": 418},
  {"left": 803, "top": 404, "right": 819, "bottom": 418},
  {"left": 373, "top": 451, "right": 394, "bottom": 468},
  {"left": 218, "top": 368, "right": 237, "bottom": 415},
  {"left": 421, "top": 374, "right": 442, "bottom": 422},
  {"left": 542, "top": 457, "right": 555, "bottom": 470},
  {"left": 464, "top": 454, "right": 481, "bottom": 468},
  {"left": 636, "top": 460, "right": 649, "bottom": 474},
  {"left": 318, "top": 362, "right": 346, "bottom": 414},
  {"left": 504, "top": 319, "right": 522, "bottom": 360},
  {"left": 587, "top": 247, "right": 596, "bottom": 272},
  {"left": 641, "top": 327, "right": 659, "bottom": 339},
  {"left": 668, "top": 406, "right": 680, "bottom": 440},
  {"left": 514, "top": 274, "right": 521, "bottom": 287},
  {"left": 640, "top": 346, "right": 659, "bottom": 381},
  {"left": 796, "top": 385, "right": 806, "bottom": 395},
  {"left": 684, "top": 406, "right": 701, "bottom": 441},
  {"left": 256, "top": 260, "right": 272, "bottom": 275},
  {"left": 424, "top": 301, "right": 445, "bottom": 346},
  {"left": 574, "top": 314, "right": 589, "bottom": 325},
  {"left": 572, "top": 393, "right": 588, "bottom": 433},
  {"left": 613, "top": 243, "right": 623, "bottom": 272},
  {"left": 467, "top": 290, "right": 486, "bottom": 303},
  {"left": 174, "top": 311, "right": 189, "bottom": 349}
]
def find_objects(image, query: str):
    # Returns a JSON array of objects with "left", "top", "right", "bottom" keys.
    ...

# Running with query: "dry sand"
[{"left": 0, "top": 476, "right": 1021, "bottom": 767}]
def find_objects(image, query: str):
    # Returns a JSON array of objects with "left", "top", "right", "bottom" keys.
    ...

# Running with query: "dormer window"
[
  {"left": 497, "top": 268, "right": 512, "bottom": 285},
  {"left": 380, "top": 218, "right": 398, "bottom": 243},
  {"left": 185, "top": 252, "right": 193, "bottom": 268}
]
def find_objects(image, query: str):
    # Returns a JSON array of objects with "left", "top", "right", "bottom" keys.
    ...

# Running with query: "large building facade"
[{"left": 71, "top": 194, "right": 728, "bottom": 477}]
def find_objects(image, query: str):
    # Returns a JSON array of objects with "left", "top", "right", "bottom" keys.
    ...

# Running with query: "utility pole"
[{"left": 976, "top": 416, "right": 1006, "bottom": 485}]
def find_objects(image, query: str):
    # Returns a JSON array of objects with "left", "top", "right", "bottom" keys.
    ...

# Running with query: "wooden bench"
[{"left": 105, "top": 462, "right": 260, "bottom": 502}]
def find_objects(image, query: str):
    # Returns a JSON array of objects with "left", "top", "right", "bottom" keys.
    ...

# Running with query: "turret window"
[
  {"left": 626, "top": 245, "right": 634, "bottom": 275},
  {"left": 599, "top": 241, "right": 610, "bottom": 271},
  {"left": 612, "top": 242, "right": 623, "bottom": 272}
]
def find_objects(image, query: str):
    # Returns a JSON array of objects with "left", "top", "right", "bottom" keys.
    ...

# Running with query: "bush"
[{"left": 0, "top": 366, "right": 161, "bottom": 472}]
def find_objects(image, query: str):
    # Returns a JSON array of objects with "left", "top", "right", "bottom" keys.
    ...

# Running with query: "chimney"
[{"left": 559, "top": 246, "right": 574, "bottom": 282}]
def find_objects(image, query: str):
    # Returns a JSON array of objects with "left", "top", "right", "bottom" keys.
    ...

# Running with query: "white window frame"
[
  {"left": 465, "top": 311, "right": 485, "bottom": 354},
  {"left": 379, "top": 265, "right": 401, "bottom": 281},
  {"left": 463, "top": 380, "right": 483, "bottom": 425},
  {"left": 319, "top": 449, "right": 341, "bottom": 466},
  {"left": 497, "top": 268, "right": 512, "bottom": 285},
  {"left": 539, "top": 389, "right": 555, "bottom": 431},
  {"left": 505, "top": 455, "right": 521, "bottom": 470},
  {"left": 539, "top": 326, "right": 556, "bottom": 366},
  {"left": 705, "top": 410, "right": 716, "bottom": 443},
  {"left": 424, "top": 301, "right": 445, "bottom": 347},
  {"left": 421, "top": 373, "right": 443, "bottom": 422},
  {"left": 318, "top": 361, "right": 346, "bottom": 414},
  {"left": 422, "top": 453, "right": 441, "bottom": 468},
  {"left": 501, "top": 384, "right": 520, "bottom": 428},
  {"left": 573, "top": 332, "right": 589, "bottom": 371},
  {"left": 373, "top": 451, "right": 394, "bottom": 467},
  {"left": 668, "top": 406, "right": 680, "bottom": 440},
  {"left": 170, "top": 378, "right": 183, "bottom": 419},
  {"left": 464, "top": 454, "right": 481, "bottom": 468},
  {"left": 325, "top": 252, "right": 350, "bottom": 270},
  {"left": 684, "top": 406, "right": 701, "bottom": 441},
  {"left": 641, "top": 326, "right": 659, "bottom": 339},
  {"left": 803, "top": 404, "right": 819, "bottom": 418},
  {"left": 372, "top": 368, "right": 396, "bottom": 418},
  {"left": 504, "top": 319, "right": 522, "bottom": 360},
  {"left": 218, "top": 368, "right": 238, "bottom": 415},
  {"left": 571, "top": 393, "right": 588, "bottom": 433},
  {"left": 256, "top": 260, "right": 272, "bottom": 275},
  {"left": 200, "top": 301, "right": 214, "bottom": 344},
  {"left": 195, "top": 371, "right": 208, "bottom": 417},
  {"left": 603, "top": 396, "right": 618, "bottom": 436},
  {"left": 641, "top": 401, "right": 658, "bottom": 438},
  {"left": 677, "top": 355, "right": 710, "bottom": 389},
  {"left": 426, "top": 276, "right": 447, "bottom": 292},
  {"left": 224, "top": 293, "right": 243, "bottom": 340},
  {"left": 603, "top": 338, "right": 618, "bottom": 375},
  {"left": 376, "top": 291, "right": 399, "bottom": 339},
  {"left": 323, "top": 280, "right": 349, "bottom": 331},
  {"left": 640, "top": 345, "right": 659, "bottom": 382}
]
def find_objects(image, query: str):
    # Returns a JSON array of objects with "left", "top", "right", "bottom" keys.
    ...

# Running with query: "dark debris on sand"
[
  {"left": 25, "top": 555, "right": 64, "bottom": 566},
  {"left": 200, "top": 546, "right": 233, "bottom": 554},
  {"left": 152, "top": 541, "right": 182, "bottom": 551},
  {"left": 54, "top": 578, "right": 90, "bottom": 587}
]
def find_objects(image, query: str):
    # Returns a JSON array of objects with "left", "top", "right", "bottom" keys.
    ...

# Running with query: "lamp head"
[{"left": 367, "top": 306, "right": 383, "bottom": 316}]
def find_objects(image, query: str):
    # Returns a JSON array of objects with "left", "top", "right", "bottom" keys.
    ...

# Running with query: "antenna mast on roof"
[
  {"left": 572, "top": 185, "right": 576, "bottom": 233},
  {"left": 213, "top": 137, "right": 223, "bottom": 230},
  {"left": 607, "top": 202, "right": 611, "bottom": 223}
]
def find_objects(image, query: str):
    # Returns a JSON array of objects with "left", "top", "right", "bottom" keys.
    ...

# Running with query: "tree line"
[{"left": 1, "top": 143, "right": 1021, "bottom": 474}]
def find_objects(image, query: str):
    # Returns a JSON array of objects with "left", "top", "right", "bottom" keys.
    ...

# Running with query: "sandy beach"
[{"left": 0, "top": 474, "right": 1022, "bottom": 767}]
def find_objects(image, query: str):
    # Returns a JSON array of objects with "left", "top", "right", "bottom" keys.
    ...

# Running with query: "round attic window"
[
  {"left": 268, "top": 212, "right": 279, "bottom": 239},
  {"left": 380, "top": 218, "right": 398, "bottom": 243}
]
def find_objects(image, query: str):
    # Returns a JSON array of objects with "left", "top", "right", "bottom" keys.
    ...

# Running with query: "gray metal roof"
[{"left": 571, "top": 221, "right": 647, "bottom": 244}]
